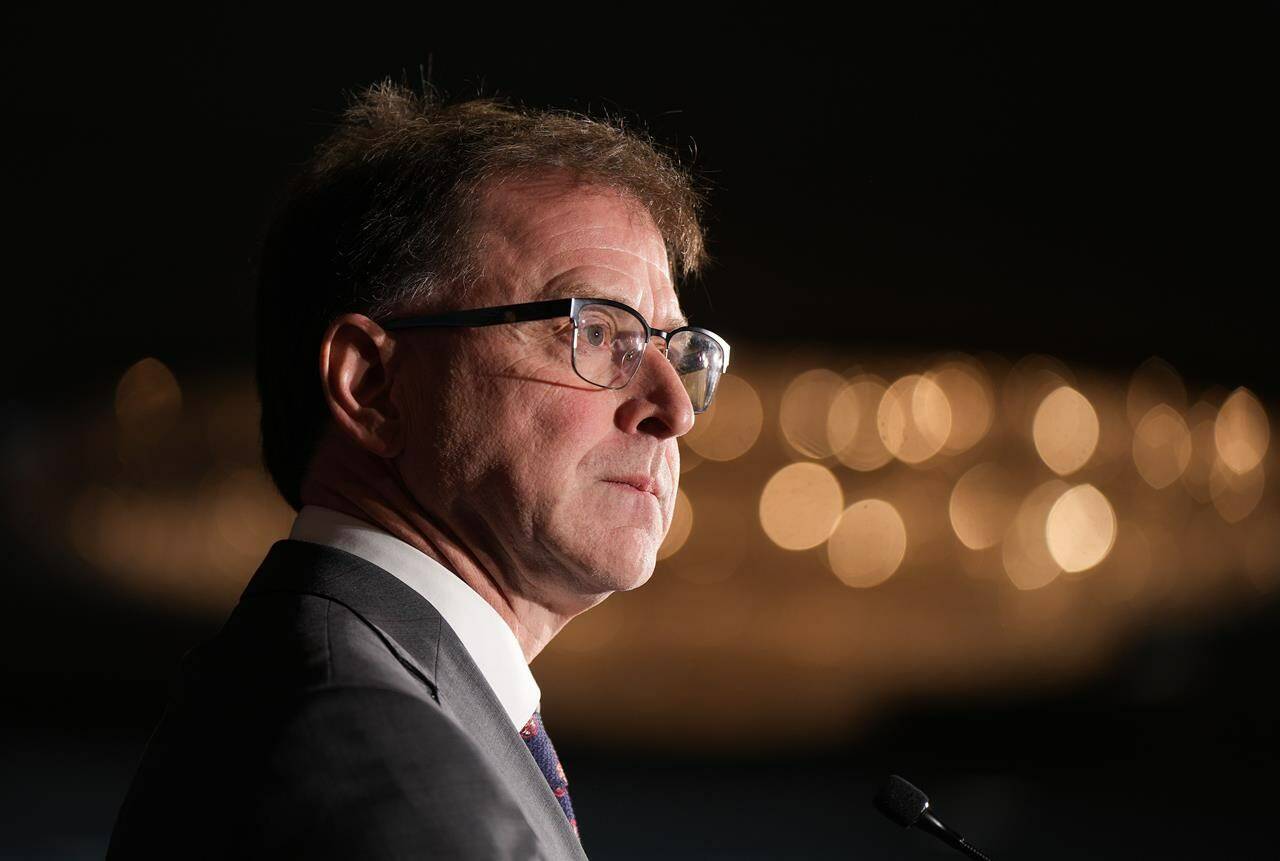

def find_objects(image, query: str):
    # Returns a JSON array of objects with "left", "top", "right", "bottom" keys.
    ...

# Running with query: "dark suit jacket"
[{"left": 108, "top": 539, "right": 589, "bottom": 860}]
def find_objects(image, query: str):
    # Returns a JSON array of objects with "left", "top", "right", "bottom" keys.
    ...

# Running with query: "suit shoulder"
[
  {"left": 183, "top": 590, "right": 435, "bottom": 704},
  {"left": 109, "top": 685, "right": 543, "bottom": 859}
]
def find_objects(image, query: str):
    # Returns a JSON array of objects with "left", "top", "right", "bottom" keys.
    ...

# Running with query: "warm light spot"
[
  {"left": 759, "top": 463, "right": 843, "bottom": 550},
  {"left": 1215, "top": 388, "right": 1270, "bottom": 474},
  {"left": 827, "top": 499, "right": 907, "bottom": 588},
  {"left": 1002, "top": 480, "right": 1069, "bottom": 590},
  {"left": 780, "top": 369, "right": 847, "bottom": 458},
  {"left": 115, "top": 358, "right": 182, "bottom": 443},
  {"left": 1002, "top": 355, "right": 1074, "bottom": 437},
  {"left": 1083, "top": 382, "right": 1130, "bottom": 468},
  {"left": 927, "top": 359, "right": 995, "bottom": 454},
  {"left": 212, "top": 468, "right": 296, "bottom": 558},
  {"left": 1046, "top": 484, "right": 1117, "bottom": 573},
  {"left": 1126, "top": 357, "right": 1186, "bottom": 429},
  {"left": 678, "top": 443, "right": 703, "bottom": 474},
  {"left": 1032, "top": 386, "right": 1099, "bottom": 475},
  {"left": 828, "top": 375, "right": 893, "bottom": 471},
  {"left": 64, "top": 476, "right": 292, "bottom": 612},
  {"left": 658, "top": 488, "right": 694, "bottom": 560},
  {"left": 877, "top": 374, "right": 952, "bottom": 464},
  {"left": 683, "top": 373, "right": 763, "bottom": 461},
  {"left": 1209, "top": 460, "right": 1265, "bottom": 523},
  {"left": 1132, "top": 405, "right": 1192, "bottom": 489},
  {"left": 1181, "top": 402, "right": 1219, "bottom": 503},
  {"left": 949, "top": 462, "right": 1020, "bottom": 550}
]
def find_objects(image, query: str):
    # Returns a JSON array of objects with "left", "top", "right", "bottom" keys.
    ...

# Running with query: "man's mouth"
[{"left": 603, "top": 474, "right": 661, "bottom": 497}]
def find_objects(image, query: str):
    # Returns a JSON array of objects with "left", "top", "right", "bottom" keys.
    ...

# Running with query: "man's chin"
[
  {"left": 571, "top": 532, "right": 659, "bottom": 594},
  {"left": 611, "top": 564, "right": 656, "bottom": 592}
]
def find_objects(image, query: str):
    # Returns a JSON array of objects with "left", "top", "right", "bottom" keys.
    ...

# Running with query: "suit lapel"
[
  {"left": 435, "top": 620, "right": 589, "bottom": 859},
  {"left": 241, "top": 540, "right": 587, "bottom": 859}
]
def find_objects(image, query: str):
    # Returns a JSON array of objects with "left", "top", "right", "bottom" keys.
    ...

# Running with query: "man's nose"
[{"left": 614, "top": 338, "right": 696, "bottom": 438}]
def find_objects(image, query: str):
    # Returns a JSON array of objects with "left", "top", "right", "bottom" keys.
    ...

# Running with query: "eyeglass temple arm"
[
  {"left": 381, "top": 298, "right": 575, "bottom": 331},
  {"left": 383, "top": 298, "right": 732, "bottom": 373}
]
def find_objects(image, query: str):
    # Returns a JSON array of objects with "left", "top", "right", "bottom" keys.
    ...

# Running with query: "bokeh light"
[
  {"left": 1209, "top": 460, "right": 1265, "bottom": 523},
  {"left": 1002, "top": 354, "right": 1075, "bottom": 437},
  {"left": 877, "top": 374, "right": 952, "bottom": 464},
  {"left": 211, "top": 468, "right": 295, "bottom": 557},
  {"left": 65, "top": 470, "right": 293, "bottom": 611},
  {"left": 828, "top": 375, "right": 894, "bottom": 471},
  {"left": 949, "top": 462, "right": 1020, "bottom": 550},
  {"left": 1214, "top": 387, "right": 1270, "bottom": 475},
  {"left": 827, "top": 499, "right": 907, "bottom": 588},
  {"left": 657, "top": 488, "right": 694, "bottom": 560},
  {"left": 1045, "top": 483, "right": 1117, "bottom": 573},
  {"left": 678, "top": 445, "right": 704, "bottom": 474},
  {"left": 1126, "top": 357, "right": 1187, "bottom": 429},
  {"left": 1002, "top": 479, "right": 1069, "bottom": 590},
  {"left": 31, "top": 344, "right": 1280, "bottom": 751},
  {"left": 683, "top": 373, "right": 763, "bottom": 461},
  {"left": 779, "top": 369, "right": 847, "bottom": 459},
  {"left": 927, "top": 358, "right": 995, "bottom": 454},
  {"left": 758, "top": 462, "right": 843, "bottom": 550},
  {"left": 1132, "top": 404, "right": 1193, "bottom": 489},
  {"left": 1032, "top": 386, "right": 1099, "bottom": 475},
  {"left": 115, "top": 358, "right": 182, "bottom": 443},
  {"left": 1181, "top": 401, "right": 1219, "bottom": 503}
]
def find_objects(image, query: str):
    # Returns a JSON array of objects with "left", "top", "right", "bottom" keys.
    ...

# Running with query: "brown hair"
[{"left": 256, "top": 81, "right": 708, "bottom": 510}]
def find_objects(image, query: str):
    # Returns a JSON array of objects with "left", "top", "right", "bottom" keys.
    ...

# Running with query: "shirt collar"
[{"left": 289, "top": 505, "right": 540, "bottom": 730}]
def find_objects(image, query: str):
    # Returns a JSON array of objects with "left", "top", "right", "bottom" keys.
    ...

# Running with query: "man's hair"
[{"left": 256, "top": 81, "right": 708, "bottom": 510}]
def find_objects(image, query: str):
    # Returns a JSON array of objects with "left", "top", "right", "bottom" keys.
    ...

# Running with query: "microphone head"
[{"left": 873, "top": 774, "right": 930, "bottom": 828}]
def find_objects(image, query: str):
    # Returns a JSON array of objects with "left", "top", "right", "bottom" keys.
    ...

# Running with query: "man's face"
[{"left": 394, "top": 177, "right": 695, "bottom": 609}]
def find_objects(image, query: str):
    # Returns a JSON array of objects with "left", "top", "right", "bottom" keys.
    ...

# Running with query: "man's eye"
[{"left": 584, "top": 325, "right": 607, "bottom": 347}]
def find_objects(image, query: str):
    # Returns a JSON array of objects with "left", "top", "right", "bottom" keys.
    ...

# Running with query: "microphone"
[{"left": 873, "top": 774, "right": 994, "bottom": 860}]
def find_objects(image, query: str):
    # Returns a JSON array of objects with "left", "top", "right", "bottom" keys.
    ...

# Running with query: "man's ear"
[{"left": 318, "top": 313, "right": 405, "bottom": 457}]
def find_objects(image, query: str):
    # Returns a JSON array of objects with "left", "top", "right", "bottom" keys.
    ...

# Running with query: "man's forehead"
[
  {"left": 473, "top": 176, "right": 684, "bottom": 325},
  {"left": 474, "top": 176, "right": 669, "bottom": 270}
]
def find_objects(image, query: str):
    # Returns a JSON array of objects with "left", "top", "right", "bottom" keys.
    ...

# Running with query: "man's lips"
[{"left": 603, "top": 474, "right": 661, "bottom": 497}]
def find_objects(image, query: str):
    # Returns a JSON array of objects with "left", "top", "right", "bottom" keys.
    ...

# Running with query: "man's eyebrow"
[{"left": 539, "top": 281, "right": 689, "bottom": 330}]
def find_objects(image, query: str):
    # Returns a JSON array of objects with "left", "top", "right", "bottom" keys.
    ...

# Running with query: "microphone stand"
[{"left": 916, "top": 809, "right": 994, "bottom": 861}]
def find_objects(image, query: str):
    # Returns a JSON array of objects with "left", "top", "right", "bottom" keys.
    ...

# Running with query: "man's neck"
[{"left": 299, "top": 448, "right": 579, "bottom": 663}]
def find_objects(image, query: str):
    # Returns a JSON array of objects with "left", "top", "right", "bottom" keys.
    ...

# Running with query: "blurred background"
[{"left": 3, "top": 5, "right": 1277, "bottom": 858}]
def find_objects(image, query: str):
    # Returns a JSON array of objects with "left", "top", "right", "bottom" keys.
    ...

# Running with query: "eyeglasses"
[{"left": 382, "top": 297, "right": 731, "bottom": 413}]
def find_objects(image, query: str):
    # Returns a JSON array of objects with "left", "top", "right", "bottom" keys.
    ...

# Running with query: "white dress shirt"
[{"left": 289, "top": 505, "right": 541, "bottom": 731}]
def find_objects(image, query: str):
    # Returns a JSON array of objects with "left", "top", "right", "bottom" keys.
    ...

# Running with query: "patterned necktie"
[{"left": 520, "top": 709, "right": 579, "bottom": 838}]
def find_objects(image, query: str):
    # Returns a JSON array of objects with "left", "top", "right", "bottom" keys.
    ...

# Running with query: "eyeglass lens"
[{"left": 571, "top": 302, "right": 724, "bottom": 413}]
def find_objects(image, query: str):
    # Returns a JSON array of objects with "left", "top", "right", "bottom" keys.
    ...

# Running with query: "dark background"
[{"left": 3, "top": 5, "right": 1277, "bottom": 858}]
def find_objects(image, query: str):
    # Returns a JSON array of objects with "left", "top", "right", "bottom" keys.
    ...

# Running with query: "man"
[{"left": 107, "top": 82, "right": 729, "bottom": 859}]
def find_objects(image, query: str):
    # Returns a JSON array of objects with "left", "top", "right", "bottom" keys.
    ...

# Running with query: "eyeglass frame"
[{"left": 380, "top": 297, "right": 731, "bottom": 411}]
